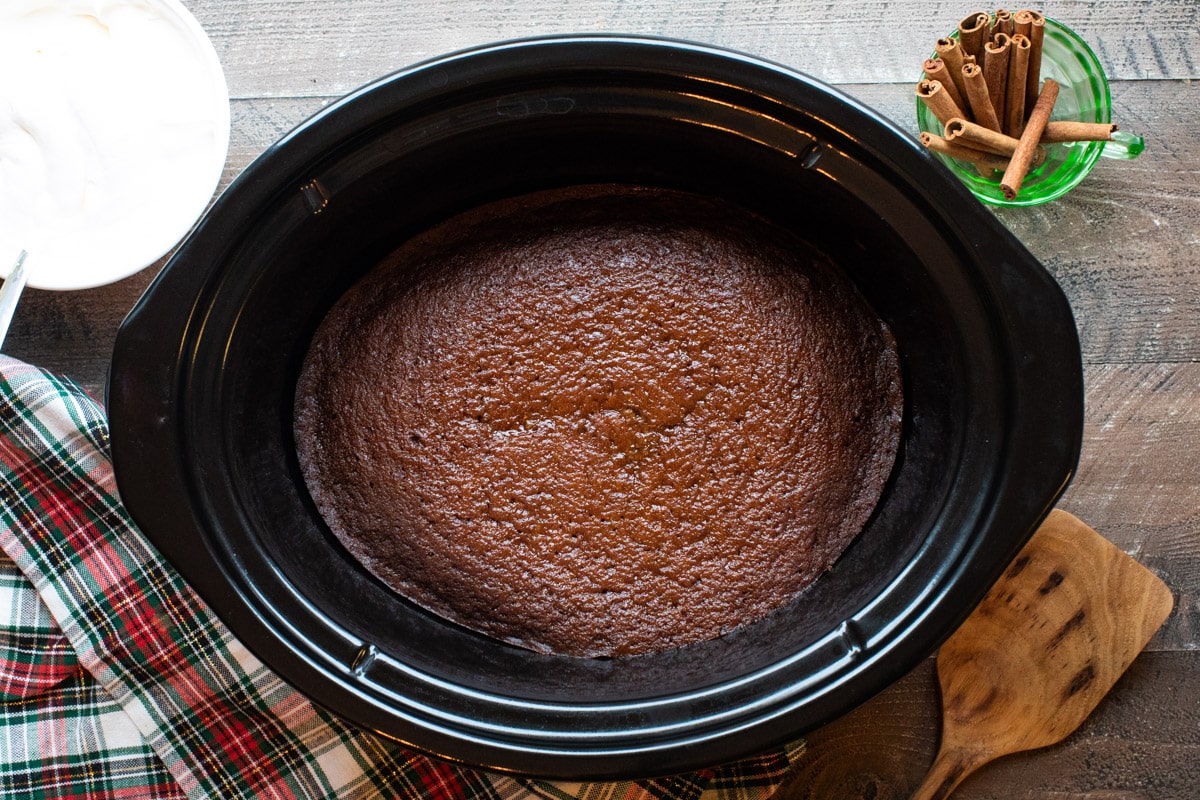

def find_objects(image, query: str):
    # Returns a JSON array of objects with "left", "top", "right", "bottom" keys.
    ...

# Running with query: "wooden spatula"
[{"left": 910, "top": 509, "right": 1174, "bottom": 800}]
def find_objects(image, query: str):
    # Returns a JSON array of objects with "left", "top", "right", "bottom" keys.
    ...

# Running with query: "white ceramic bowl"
[{"left": 0, "top": 0, "right": 229, "bottom": 290}]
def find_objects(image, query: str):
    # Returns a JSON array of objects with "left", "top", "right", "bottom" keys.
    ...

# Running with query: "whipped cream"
[{"left": 0, "top": 0, "right": 229, "bottom": 290}]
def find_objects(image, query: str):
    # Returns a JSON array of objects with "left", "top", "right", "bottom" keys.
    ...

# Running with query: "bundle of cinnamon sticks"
[{"left": 918, "top": 9, "right": 1117, "bottom": 200}]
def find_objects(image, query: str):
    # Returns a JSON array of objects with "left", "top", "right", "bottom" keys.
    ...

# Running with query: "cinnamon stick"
[
  {"left": 946, "top": 117, "right": 1022, "bottom": 156},
  {"left": 935, "top": 37, "right": 972, "bottom": 114},
  {"left": 921, "top": 132, "right": 1014, "bottom": 172},
  {"left": 1041, "top": 121, "right": 1119, "bottom": 142},
  {"left": 1024, "top": 11, "right": 1046, "bottom": 118},
  {"left": 992, "top": 8, "right": 1014, "bottom": 38},
  {"left": 1002, "top": 78, "right": 1060, "bottom": 200},
  {"left": 984, "top": 33, "right": 1011, "bottom": 125},
  {"left": 962, "top": 62, "right": 1002, "bottom": 132},
  {"left": 1004, "top": 33, "right": 1032, "bottom": 137},
  {"left": 1013, "top": 8, "right": 1035, "bottom": 40},
  {"left": 924, "top": 57, "right": 968, "bottom": 112},
  {"left": 918, "top": 80, "right": 967, "bottom": 127},
  {"left": 958, "top": 12, "right": 991, "bottom": 62}
]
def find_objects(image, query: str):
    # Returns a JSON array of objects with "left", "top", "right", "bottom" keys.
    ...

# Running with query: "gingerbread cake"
[{"left": 294, "top": 186, "right": 903, "bottom": 657}]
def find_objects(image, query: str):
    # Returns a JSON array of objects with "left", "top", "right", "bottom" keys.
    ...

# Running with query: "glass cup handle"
[{"left": 1100, "top": 130, "right": 1145, "bottom": 160}]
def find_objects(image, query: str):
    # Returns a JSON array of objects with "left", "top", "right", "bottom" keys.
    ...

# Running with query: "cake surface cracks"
[{"left": 294, "top": 186, "right": 903, "bottom": 658}]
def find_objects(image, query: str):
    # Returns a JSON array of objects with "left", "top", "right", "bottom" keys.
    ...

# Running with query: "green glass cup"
[{"left": 916, "top": 18, "right": 1144, "bottom": 206}]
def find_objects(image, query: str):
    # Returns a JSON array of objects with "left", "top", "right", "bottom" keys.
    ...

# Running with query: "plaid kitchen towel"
[{"left": 0, "top": 355, "right": 804, "bottom": 800}]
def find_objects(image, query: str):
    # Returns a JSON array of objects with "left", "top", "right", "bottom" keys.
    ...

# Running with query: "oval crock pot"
[{"left": 107, "top": 35, "right": 1083, "bottom": 779}]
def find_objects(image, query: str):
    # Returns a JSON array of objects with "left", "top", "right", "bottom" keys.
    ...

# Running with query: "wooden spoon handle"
[{"left": 908, "top": 748, "right": 982, "bottom": 800}]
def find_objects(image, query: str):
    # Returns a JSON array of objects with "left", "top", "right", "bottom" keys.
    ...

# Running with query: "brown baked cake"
[{"left": 294, "top": 186, "right": 903, "bottom": 657}]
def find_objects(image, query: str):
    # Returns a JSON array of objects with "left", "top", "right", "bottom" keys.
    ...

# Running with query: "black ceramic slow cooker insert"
[{"left": 108, "top": 35, "right": 1083, "bottom": 779}]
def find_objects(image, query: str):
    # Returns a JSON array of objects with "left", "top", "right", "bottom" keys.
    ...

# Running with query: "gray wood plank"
[
  {"left": 189, "top": 0, "right": 1200, "bottom": 100},
  {"left": 1056, "top": 362, "right": 1200, "bottom": 654}
]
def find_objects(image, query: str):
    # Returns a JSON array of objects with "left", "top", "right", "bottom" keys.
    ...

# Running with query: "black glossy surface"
[{"left": 108, "top": 36, "right": 1083, "bottom": 778}]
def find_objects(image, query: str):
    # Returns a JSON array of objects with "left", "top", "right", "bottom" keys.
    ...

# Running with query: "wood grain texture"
[
  {"left": 189, "top": 0, "right": 1200, "bottom": 99},
  {"left": 910, "top": 511, "right": 1173, "bottom": 799},
  {"left": 1065, "top": 363, "right": 1200, "bottom": 526},
  {"left": 778, "top": 651, "right": 1200, "bottom": 800}
]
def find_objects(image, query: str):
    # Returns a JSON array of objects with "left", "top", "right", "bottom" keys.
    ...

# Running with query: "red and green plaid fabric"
[{"left": 0, "top": 355, "right": 803, "bottom": 799}]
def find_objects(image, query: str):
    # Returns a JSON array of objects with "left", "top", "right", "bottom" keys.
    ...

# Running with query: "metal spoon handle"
[{"left": 0, "top": 250, "right": 31, "bottom": 350}]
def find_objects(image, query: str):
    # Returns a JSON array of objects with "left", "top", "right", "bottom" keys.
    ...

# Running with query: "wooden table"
[{"left": 7, "top": 1, "right": 1197, "bottom": 796}]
